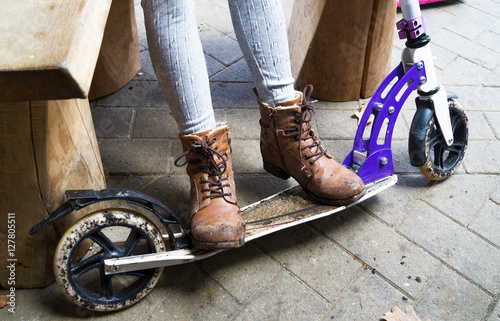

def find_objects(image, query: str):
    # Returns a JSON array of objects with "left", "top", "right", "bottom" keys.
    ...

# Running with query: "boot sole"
[
  {"left": 303, "top": 186, "right": 367, "bottom": 206},
  {"left": 263, "top": 161, "right": 291, "bottom": 180},
  {"left": 264, "top": 160, "right": 367, "bottom": 206},
  {"left": 192, "top": 238, "right": 245, "bottom": 250}
]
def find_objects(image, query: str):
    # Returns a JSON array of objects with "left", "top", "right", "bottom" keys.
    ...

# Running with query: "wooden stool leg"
[
  {"left": 289, "top": 0, "right": 396, "bottom": 101},
  {"left": 361, "top": 0, "right": 397, "bottom": 98},
  {"left": 0, "top": 99, "right": 106, "bottom": 288},
  {"left": 89, "top": 0, "right": 140, "bottom": 99}
]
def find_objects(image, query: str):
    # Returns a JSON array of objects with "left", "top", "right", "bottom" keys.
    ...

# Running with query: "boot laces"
[
  {"left": 174, "top": 139, "right": 231, "bottom": 200},
  {"left": 284, "top": 84, "right": 328, "bottom": 168}
]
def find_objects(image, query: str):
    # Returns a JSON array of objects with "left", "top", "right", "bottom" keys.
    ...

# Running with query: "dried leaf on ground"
[
  {"left": 352, "top": 102, "right": 374, "bottom": 125},
  {"left": 0, "top": 294, "right": 8, "bottom": 309},
  {"left": 380, "top": 305, "right": 431, "bottom": 321}
]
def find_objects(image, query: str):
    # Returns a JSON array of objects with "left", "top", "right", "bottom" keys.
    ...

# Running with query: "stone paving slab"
[
  {"left": 92, "top": 107, "right": 135, "bottom": 138},
  {"left": 462, "top": 141, "right": 500, "bottom": 173},
  {"left": 446, "top": 86, "right": 500, "bottom": 112},
  {"left": 225, "top": 108, "right": 261, "bottom": 139},
  {"left": 253, "top": 225, "right": 361, "bottom": 302},
  {"left": 399, "top": 201, "right": 500, "bottom": 294},
  {"left": 137, "top": 50, "right": 156, "bottom": 81},
  {"left": 233, "top": 174, "right": 296, "bottom": 207},
  {"left": 323, "top": 271, "right": 416, "bottom": 321},
  {"left": 360, "top": 175, "right": 433, "bottom": 226},
  {"left": 95, "top": 80, "right": 165, "bottom": 107},
  {"left": 196, "top": 0, "right": 234, "bottom": 36},
  {"left": 132, "top": 108, "right": 178, "bottom": 139},
  {"left": 442, "top": 4, "right": 497, "bottom": 41},
  {"left": 467, "top": 111, "right": 497, "bottom": 140},
  {"left": 147, "top": 263, "right": 241, "bottom": 320},
  {"left": 438, "top": 56, "right": 492, "bottom": 86},
  {"left": 491, "top": 182, "right": 500, "bottom": 204},
  {"left": 420, "top": 174, "right": 499, "bottom": 224},
  {"left": 199, "top": 23, "right": 243, "bottom": 66},
  {"left": 138, "top": 175, "right": 191, "bottom": 220},
  {"left": 210, "top": 82, "right": 256, "bottom": 108},
  {"left": 232, "top": 267, "right": 328, "bottom": 321},
  {"left": 469, "top": 199, "right": 500, "bottom": 245},
  {"left": 198, "top": 244, "right": 283, "bottom": 304},
  {"left": 485, "top": 111, "right": 500, "bottom": 138},
  {"left": 106, "top": 174, "right": 159, "bottom": 192},
  {"left": 489, "top": 301, "right": 500, "bottom": 321},
  {"left": 311, "top": 207, "right": 443, "bottom": 299},
  {"left": 210, "top": 59, "right": 253, "bottom": 82},
  {"left": 416, "top": 266, "right": 493, "bottom": 321},
  {"left": 206, "top": 54, "right": 227, "bottom": 77},
  {"left": 98, "top": 139, "right": 172, "bottom": 174}
]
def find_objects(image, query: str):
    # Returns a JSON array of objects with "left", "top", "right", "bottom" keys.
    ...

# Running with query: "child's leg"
[
  {"left": 142, "top": 0, "right": 216, "bottom": 134},
  {"left": 228, "top": 0, "right": 296, "bottom": 106}
]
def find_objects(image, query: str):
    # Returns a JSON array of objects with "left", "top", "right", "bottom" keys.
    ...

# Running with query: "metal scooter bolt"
[
  {"left": 419, "top": 76, "right": 426, "bottom": 84},
  {"left": 388, "top": 106, "right": 395, "bottom": 114},
  {"left": 417, "top": 62, "right": 423, "bottom": 70},
  {"left": 380, "top": 157, "right": 388, "bottom": 166}
]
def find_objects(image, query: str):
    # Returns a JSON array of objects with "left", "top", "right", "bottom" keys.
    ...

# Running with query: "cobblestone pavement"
[{"left": 3, "top": 0, "right": 499, "bottom": 320}]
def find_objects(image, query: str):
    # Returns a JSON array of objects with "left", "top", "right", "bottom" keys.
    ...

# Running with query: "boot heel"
[{"left": 263, "top": 161, "right": 290, "bottom": 180}]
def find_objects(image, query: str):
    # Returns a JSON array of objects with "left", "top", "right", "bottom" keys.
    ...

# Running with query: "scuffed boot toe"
[
  {"left": 190, "top": 206, "right": 245, "bottom": 250},
  {"left": 304, "top": 166, "right": 366, "bottom": 206}
]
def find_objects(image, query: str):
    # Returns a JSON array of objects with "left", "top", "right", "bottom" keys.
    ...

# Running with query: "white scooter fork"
[{"left": 399, "top": 0, "right": 454, "bottom": 146}]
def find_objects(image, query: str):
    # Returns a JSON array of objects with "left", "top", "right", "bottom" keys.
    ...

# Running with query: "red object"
[{"left": 397, "top": 0, "right": 445, "bottom": 7}]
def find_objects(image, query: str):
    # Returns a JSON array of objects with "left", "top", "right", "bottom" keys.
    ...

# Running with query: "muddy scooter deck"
[{"left": 103, "top": 174, "right": 397, "bottom": 274}]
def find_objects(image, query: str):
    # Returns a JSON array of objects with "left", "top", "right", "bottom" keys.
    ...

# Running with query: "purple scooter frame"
[{"left": 343, "top": 61, "right": 427, "bottom": 184}]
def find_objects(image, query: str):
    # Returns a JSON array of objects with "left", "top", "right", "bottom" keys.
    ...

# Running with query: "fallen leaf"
[
  {"left": 352, "top": 103, "right": 374, "bottom": 126},
  {"left": 0, "top": 294, "right": 8, "bottom": 309},
  {"left": 380, "top": 305, "right": 431, "bottom": 321}
]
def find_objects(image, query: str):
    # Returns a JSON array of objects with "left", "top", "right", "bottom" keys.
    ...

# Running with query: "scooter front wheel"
[
  {"left": 418, "top": 99, "right": 468, "bottom": 180},
  {"left": 54, "top": 209, "right": 165, "bottom": 311}
]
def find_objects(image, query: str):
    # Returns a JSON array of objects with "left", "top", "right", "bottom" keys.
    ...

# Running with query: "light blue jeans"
[{"left": 142, "top": 0, "right": 296, "bottom": 134}]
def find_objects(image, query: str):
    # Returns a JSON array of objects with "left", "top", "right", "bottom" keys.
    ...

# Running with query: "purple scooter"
[{"left": 344, "top": 0, "right": 468, "bottom": 184}]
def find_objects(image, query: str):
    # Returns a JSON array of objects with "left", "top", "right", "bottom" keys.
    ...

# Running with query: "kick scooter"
[{"left": 29, "top": 0, "right": 468, "bottom": 312}]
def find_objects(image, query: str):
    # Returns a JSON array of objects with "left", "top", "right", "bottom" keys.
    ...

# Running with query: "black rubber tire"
[
  {"left": 54, "top": 209, "right": 165, "bottom": 311},
  {"left": 418, "top": 99, "right": 468, "bottom": 180}
]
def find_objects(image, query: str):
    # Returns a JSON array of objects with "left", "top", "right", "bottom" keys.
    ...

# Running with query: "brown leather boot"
[
  {"left": 175, "top": 126, "right": 245, "bottom": 249},
  {"left": 258, "top": 85, "right": 366, "bottom": 205}
]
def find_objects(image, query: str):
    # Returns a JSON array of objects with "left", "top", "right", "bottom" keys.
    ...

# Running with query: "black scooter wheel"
[
  {"left": 418, "top": 99, "right": 468, "bottom": 180},
  {"left": 54, "top": 209, "right": 165, "bottom": 311}
]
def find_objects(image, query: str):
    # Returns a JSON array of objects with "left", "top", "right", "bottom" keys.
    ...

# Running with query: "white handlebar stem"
[{"left": 400, "top": 0, "right": 422, "bottom": 20}]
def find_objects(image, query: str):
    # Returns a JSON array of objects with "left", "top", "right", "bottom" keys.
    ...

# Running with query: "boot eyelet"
[
  {"left": 309, "top": 161, "right": 314, "bottom": 166},
  {"left": 212, "top": 137, "right": 217, "bottom": 142},
  {"left": 214, "top": 146, "right": 218, "bottom": 151},
  {"left": 228, "top": 193, "right": 232, "bottom": 197},
  {"left": 294, "top": 135, "right": 299, "bottom": 141}
]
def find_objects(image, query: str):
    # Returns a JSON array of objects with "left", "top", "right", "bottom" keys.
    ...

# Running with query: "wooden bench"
[
  {"left": 0, "top": 0, "right": 140, "bottom": 288},
  {"left": 289, "top": 0, "right": 397, "bottom": 101}
]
